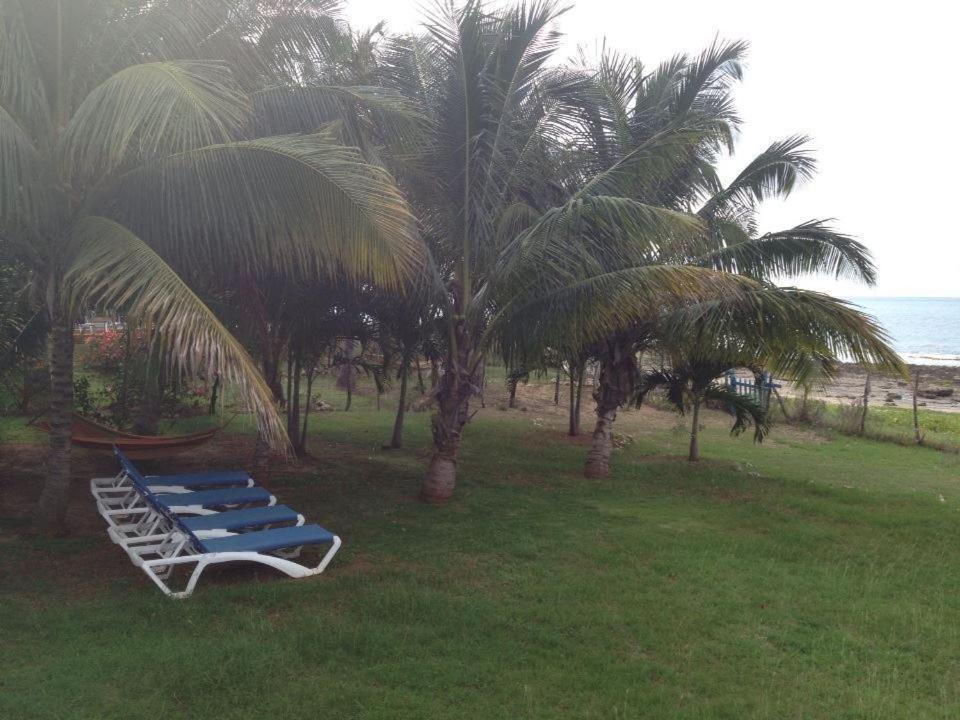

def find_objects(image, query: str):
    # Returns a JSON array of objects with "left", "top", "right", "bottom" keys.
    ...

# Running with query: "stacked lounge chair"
[{"left": 91, "top": 448, "right": 341, "bottom": 598}]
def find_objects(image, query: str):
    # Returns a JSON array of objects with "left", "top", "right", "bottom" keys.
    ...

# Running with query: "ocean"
[{"left": 848, "top": 297, "right": 960, "bottom": 367}]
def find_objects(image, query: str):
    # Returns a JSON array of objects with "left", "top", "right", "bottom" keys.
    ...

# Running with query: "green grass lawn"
[
  {"left": 3, "top": 396, "right": 960, "bottom": 718},
  {"left": 775, "top": 399, "right": 960, "bottom": 453}
]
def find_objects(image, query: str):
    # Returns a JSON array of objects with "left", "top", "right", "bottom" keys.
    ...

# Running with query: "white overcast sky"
[{"left": 346, "top": 0, "right": 958, "bottom": 298}]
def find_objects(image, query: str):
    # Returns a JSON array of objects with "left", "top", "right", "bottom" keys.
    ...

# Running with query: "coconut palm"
[
  {"left": 372, "top": 0, "right": 571, "bottom": 501},
  {"left": 379, "top": 0, "right": 713, "bottom": 502},
  {"left": 493, "top": 40, "right": 765, "bottom": 476},
  {"left": 492, "top": 42, "right": 903, "bottom": 478},
  {"left": 0, "top": 0, "right": 421, "bottom": 531}
]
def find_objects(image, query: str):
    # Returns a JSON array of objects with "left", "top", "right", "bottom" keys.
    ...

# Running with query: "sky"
[{"left": 345, "top": 0, "right": 959, "bottom": 298}]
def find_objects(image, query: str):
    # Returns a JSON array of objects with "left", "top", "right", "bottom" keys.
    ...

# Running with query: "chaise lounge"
[{"left": 92, "top": 449, "right": 342, "bottom": 598}]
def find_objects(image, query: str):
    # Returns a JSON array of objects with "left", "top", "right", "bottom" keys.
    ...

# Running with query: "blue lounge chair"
[
  {"left": 94, "top": 452, "right": 340, "bottom": 597},
  {"left": 94, "top": 451, "right": 273, "bottom": 527},
  {"left": 152, "top": 486, "right": 274, "bottom": 511},
  {"left": 91, "top": 453, "right": 253, "bottom": 497},
  {"left": 142, "top": 470, "right": 253, "bottom": 490},
  {"left": 95, "top": 450, "right": 280, "bottom": 544},
  {"left": 181, "top": 506, "right": 303, "bottom": 533}
]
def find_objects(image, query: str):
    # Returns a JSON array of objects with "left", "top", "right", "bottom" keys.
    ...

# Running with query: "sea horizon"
[{"left": 840, "top": 296, "right": 960, "bottom": 367}]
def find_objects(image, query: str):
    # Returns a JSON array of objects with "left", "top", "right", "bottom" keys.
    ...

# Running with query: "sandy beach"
[{"left": 776, "top": 363, "right": 960, "bottom": 414}]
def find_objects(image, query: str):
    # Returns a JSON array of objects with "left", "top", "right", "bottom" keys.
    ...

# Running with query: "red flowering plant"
[
  {"left": 76, "top": 327, "right": 147, "bottom": 374},
  {"left": 74, "top": 327, "right": 211, "bottom": 428}
]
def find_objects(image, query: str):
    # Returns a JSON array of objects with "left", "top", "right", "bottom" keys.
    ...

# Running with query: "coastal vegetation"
[
  {"left": 0, "top": 0, "right": 957, "bottom": 716},
  {"left": 0, "top": 0, "right": 906, "bottom": 527},
  {"left": 3, "top": 378, "right": 960, "bottom": 718}
]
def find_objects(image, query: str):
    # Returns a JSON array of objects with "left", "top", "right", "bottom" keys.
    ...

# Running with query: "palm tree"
[
  {"left": 373, "top": 0, "right": 573, "bottom": 501},
  {"left": 492, "top": 42, "right": 903, "bottom": 478},
  {"left": 494, "top": 40, "right": 761, "bottom": 477},
  {"left": 639, "top": 361, "right": 770, "bottom": 463},
  {"left": 0, "top": 0, "right": 421, "bottom": 531},
  {"left": 380, "top": 0, "right": 709, "bottom": 501}
]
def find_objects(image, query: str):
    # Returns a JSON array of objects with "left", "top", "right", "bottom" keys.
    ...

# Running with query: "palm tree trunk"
[
  {"left": 299, "top": 365, "right": 315, "bottom": 455},
  {"left": 575, "top": 360, "right": 585, "bottom": 428},
  {"left": 132, "top": 370, "right": 163, "bottom": 435},
  {"left": 288, "top": 354, "right": 302, "bottom": 453},
  {"left": 117, "top": 328, "right": 133, "bottom": 422},
  {"left": 584, "top": 403, "right": 618, "bottom": 477},
  {"left": 569, "top": 357, "right": 586, "bottom": 436},
  {"left": 390, "top": 354, "right": 410, "bottom": 449},
  {"left": 477, "top": 358, "right": 485, "bottom": 408},
  {"left": 584, "top": 341, "right": 635, "bottom": 478},
  {"left": 267, "top": 338, "right": 285, "bottom": 403},
  {"left": 421, "top": 321, "right": 476, "bottom": 503},
  {"left": 508, "top": 374, "right": 518, "bottom": 408},
  {"left": 252, "top": 430, "right": 270, "bottom": 477},
  {"left": 285, "top": 348, "right": 294, "bottom": 421},
  {"left": 912, "top": 370, "right": 924, "bottom": 445},
  {"left": 688, "top": 396, "right": 701, "bottom": 462},
  {"left": 415, "top": 358, "right": 425, "bottom": 394},
  {"left": 554, "top": 368, "right": 561, "bottom": 405},
  {"left": 208, "top": 371, "right": 220, "bottom": 415},
  {"left": 35, "top": 315, "right": 74, "bottom": 533},
  {"left": 859, "top": 371, "right": 871, "bottom": 435}
]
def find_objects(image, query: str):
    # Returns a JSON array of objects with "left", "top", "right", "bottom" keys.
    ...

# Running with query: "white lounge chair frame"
[
  {"left": 91, "top": 471, "right": 276, "bottom": 532},
  {"left": 91, "top": 466, "right": 339, "bottom": 598},
  {"left": 101, "top": 498, "right": 306, "bottom": 549},
  {"left": 123, "top": 529, "right": 342, "bottom": 598}
]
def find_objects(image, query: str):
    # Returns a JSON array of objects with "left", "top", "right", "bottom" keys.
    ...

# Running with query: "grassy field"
[{"left": 3, "top": 381, "right": 960, "bottom": 718}]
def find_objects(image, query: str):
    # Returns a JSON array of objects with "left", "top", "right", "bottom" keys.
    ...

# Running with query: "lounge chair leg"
[
  {"left": 314, "top": 536, "right": 342, "bottom": 574},
  {"left": 180, "top": 560, "right": 210, "bottom": 598}
]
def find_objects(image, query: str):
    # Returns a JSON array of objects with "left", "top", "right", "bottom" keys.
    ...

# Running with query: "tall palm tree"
[
  {"left": 375, "top": 0, "right": 574, "bottom": 501},
  {"left": 381, "top": 0, "right": 706, "bottom": 502},
  {"left": 492, "top": 42, "right": 903, "bottom": 478},
  {"left": 0, "top": 0, "right": 421, "bottom": 531}
]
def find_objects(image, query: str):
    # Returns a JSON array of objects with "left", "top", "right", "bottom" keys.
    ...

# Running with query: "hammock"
[{"left": 32, "top": 412, "right": 225, "bottom": 460}]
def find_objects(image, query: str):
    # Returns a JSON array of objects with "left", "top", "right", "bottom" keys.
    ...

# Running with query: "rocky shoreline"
[{"left": 777, "top": 363, "right": 960, "bottom": 414}]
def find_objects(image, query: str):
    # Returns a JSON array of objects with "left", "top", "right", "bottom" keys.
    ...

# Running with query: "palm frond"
[
  {"left": 58, "top": 60, "right": 250, "bottom": 189},
  {"left": 638, "top": 367, "right": 687, "bottom": 412},
  {"left": 640, "top": 366, "right": 769, "bottom": 442},
  {"left": 95, "top": 1, "right": 254, "bottom": 73},
  {"left": 479, "top": 0, "right": 567, "bottom": 209},
  {"left": 695, "top": 219, "right": 876, "bottom": 284},
  {"left": 499, "top": 194, "right": 704, "bottom": 286},
  {"left": 699, "top": 135, "right": 815, "bottom": 219},
  {"left": 492, "top": 265, "right": 756, "bottom": 360},
  {"left": 101, "top": 131, "right": 423, "bottom": 289},
  {"left": 763, "top": 348, "right": 838, "bottom": 388},
  {"left": 0, "top": 1, "right": 51, "bottom": 137},
  {"left": 658, "top": 287, "right": 906, "bottom": 376},
  {"left": 0, "top": 102, "right": 42, "bottom": 227},
  {"left": 578, "top": 125, "right": 718, "bottom": 202},
  {"left": 254, "top": 7, "right": 346, "bottom": 82},
  {"left": 250, "top": 84, "right": 431, "bottom": 148},
  {"left": 422, "top": 0, "right": 497, "bottom": 298},
  {"left": 63, "top": 215, "right": 287, "bottom": 450},
  {"left": 703, "top": 386, "right": 769, "bottom": 441}
]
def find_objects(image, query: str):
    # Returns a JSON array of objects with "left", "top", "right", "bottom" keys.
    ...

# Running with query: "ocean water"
[{"left": 848, "top": 297, "right": 960, "bottom": 366}]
